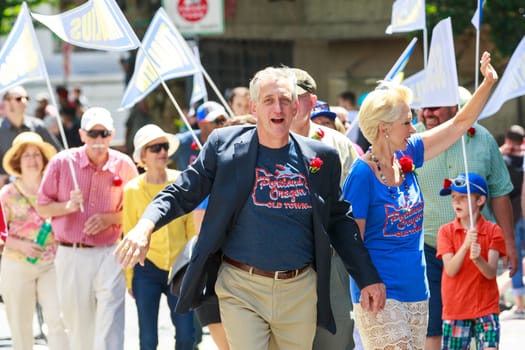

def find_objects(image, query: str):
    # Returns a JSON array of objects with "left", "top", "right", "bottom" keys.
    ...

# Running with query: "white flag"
[
  {"left": 471, "top": 0, "right": 485, "bottom": 31},
  {"left": 420, "top": 18, "right": 459, "bottom": 108},
  {"left": 120, "top": 7, "right": 199, "bottom": 109},
  {"left": 386, "top": 0, "right": 426, "bottom": 34},
  {"left": 31, "top": 0, "right": 140, "bottom": 51},
  {"left": 402, "top": 69, "right": 426, "bottom": 109},
  {"left": 190, "top": 46, "right": 207, "bottom": 106},
  {"left": 0, "top": 2, "right": 47, "bottom": 94},
  {"left": 480, "top": 36, "right": 525, "bottom": 119},
  {"left": 384, "top": 37, "right": 418, "bottom": 82}
]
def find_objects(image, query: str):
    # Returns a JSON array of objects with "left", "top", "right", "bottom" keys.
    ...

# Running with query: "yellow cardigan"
[{"left": 122, "top": 169, "right": 195, "bottom": 290}]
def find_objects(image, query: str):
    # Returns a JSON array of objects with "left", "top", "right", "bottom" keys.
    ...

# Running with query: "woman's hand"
[{"left": 480, "top": 51, "right": 498, "bottom": 83}]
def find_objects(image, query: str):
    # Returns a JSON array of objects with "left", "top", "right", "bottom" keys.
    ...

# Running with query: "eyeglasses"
[
  {"left": 146, "top": 142, "right": 170, "bottom": 153},
  {"left": 452, "top": 178, "right": 487, "bottom": 195},
  {"left": 86, "top": 129, "right": 111, "bottom": 138},
  {"left": 12, "top": 96, "right": 30, "bottom": 102}
]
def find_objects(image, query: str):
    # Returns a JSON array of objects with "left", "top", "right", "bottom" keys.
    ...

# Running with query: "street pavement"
[{"left": 0, "top": 295, "right": 523, "bottom": 349}]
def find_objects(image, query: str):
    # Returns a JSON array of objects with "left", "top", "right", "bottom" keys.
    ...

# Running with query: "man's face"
[
  {"left": 420, "top": 106, "right": 457, "bottom": 130},
  {"left": 231, "top": 94, "right": 250, "bottom": 116},
  {"left": 4, "top": 87, "right": 29, "bottom": 117},
  {"left": 311, "top": 116, "right": 336, "bottom": 130},
  {"left": 79, "top": 125, "right": 113, "bottom": 158},
  {"left": 252, "top": 77, "right": 297, "bottom": 147},
  {"left": 291, "top": 92, "right": 317, "bottom": 130}
]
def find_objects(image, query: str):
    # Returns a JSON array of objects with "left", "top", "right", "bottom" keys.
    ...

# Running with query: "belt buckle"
[{"left": 274, "top": 270, "right": 286, "bottom": 280}]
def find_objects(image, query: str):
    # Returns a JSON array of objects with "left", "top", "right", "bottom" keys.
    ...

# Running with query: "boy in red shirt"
[{"left": 437, "top": 173, "right": 506, "bottom": 350}]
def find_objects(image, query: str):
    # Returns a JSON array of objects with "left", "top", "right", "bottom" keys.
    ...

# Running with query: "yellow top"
[{"left": 123, "top": 169, "right": 195, "bottom": 290}]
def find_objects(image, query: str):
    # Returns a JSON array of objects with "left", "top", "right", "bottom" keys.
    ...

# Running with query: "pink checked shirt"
[{"left": 37, "top": 146, "right": 138, "bottom": 246}]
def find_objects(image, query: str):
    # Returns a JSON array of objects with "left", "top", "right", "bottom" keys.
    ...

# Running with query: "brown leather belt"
[
  {"left": 58, "top": 241, "right": 96, "bottom": 248},
  {"left": 223, "top": 256, "right": 309, "bottom": 280}
]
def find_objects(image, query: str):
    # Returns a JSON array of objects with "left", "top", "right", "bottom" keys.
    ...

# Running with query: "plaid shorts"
[{"left": 442, "top": 314, "right": 500, "bottom": 349}]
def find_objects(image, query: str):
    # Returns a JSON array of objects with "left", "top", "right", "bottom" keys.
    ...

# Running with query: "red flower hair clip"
[
  {"left": 113, "top": 175, "right": 123, "bottom": 187},
  {"left": 311, "top": 128, "right": 325, "bottom": 141},
  {"left": 309, "top": 157, "right": 324, "bottom": 173}
]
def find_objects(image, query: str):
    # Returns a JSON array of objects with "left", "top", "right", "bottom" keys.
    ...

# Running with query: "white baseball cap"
[{"left": 81, "top": 107, "right": 114, "bottom": 131}]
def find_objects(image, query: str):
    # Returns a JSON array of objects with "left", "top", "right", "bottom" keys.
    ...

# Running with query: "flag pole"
[
  {"left": 423, "top": 27, "right": 428, "bottom": 68},
  {"left": 474, "top": 28, "right": 480, "bottom": 89},
  {"left": 460, "top": 134, "right": 475, "bottom": 229}
]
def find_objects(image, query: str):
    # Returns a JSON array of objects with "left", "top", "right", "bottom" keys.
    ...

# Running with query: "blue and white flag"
[
  {"left": 386, "top": 0, "right": 426, "bottom": 34},
  {"left": 190, "top": 46, "right": 207, "bottom": 106},
  {"left": 31, "top": 0, "right": 140, "bottom": 51},
  {"left": 0, "top": 2, "right": 47, "bottom": 94},
  {"left": 120, "top": 7, "right": 199, "bottom": 109},
  {"left": 471, "top": 0, "right": 485, "bottom": 30},
  {"left": 420, "top": 18, "right": 459, "bottom": 108},
  {"left": 402, "top": 69, "right": 426, "bottom": 109},
  {"left": 480, "top": 36, "right": 525, "bottom": 119},
  {"left": 384, "top": 37, "right": 418, "bottom": 82}
]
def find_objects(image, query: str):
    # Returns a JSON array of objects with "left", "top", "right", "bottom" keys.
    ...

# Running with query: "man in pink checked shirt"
[{"left": 36, "top": 107, "right": 138, "bottom": 350}]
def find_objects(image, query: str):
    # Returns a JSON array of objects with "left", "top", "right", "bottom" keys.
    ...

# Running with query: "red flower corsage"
[
  {"left": 311, "top": 128, "right": 325, "bottom": 141},
  {"left": 398, "top": 155, "right": 415, "bottom": 174},
  {"left": 191, "top": 141, "right": 200, "bottom": 151},
  {"left": 112, "top": 175, "right": 123, "bottom": 187},
  {"left": 467, "top": 127, "right": 476, "bottom": 138},
  {"left": 309, "top": 157, "right": 324, "bottom": 173}
]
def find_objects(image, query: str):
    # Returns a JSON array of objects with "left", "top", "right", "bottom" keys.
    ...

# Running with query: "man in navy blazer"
[{"left": 116, "top": 67, "right": 385, "bottom": 349}]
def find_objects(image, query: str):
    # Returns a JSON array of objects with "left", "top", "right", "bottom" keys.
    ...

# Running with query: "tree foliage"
[
  {"left": 426, "top": 1, "right": 525, "bottom": 60},
  {"left": 0, "top": 0, "right": 57, "bottom": 36}
]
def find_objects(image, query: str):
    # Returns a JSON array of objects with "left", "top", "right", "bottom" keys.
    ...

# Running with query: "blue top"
[
  {"left": 342, "top": 135, "right": 429, "bottom": 302},
  {"left": 222, "top": 141, "right": 314, "bottom": 271},
  {"left": 171, "top": 130, "right": 202, "bottom": 170}
]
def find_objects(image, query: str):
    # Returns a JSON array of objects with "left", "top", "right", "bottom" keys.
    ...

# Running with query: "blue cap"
[
  {"left": 439, "top": 173, "right": 488, "bottom": 196},
  {"left": 196, "top": 101, "right": 226, "bottom": 123},
  {"left": 310, "top": 101, "right": 336, "bottom": 121}
]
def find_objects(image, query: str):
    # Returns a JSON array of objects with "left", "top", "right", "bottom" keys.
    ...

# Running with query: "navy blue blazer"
[{"left": 143, "top": 125, "right": 381, "bottom": 333}]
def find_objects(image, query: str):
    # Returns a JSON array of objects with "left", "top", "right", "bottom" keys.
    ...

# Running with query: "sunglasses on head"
[
  {"left": 452, "top": 178, "right": 487, "bottom": 195},
  {"left": 146, "top": 142, "right": 170, "bottom": 153},
  {"left": 12, "top": 96, "right": 29, "bottom": 102},
  {"left": 86, "top": 129, "right": 111, "bottom": 138}
]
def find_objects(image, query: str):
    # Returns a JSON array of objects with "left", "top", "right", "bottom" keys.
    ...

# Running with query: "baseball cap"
[
  {"left": 439, "top": 173, "right": 488, "bottom": 196},
  {"left": 292, "top": 68, "right": 317, "bottom": 94},
  {"left": 80, "top": 107, "right": 114, "bottom": 131},
  {"left": 196, "top": 101, "right": 227, "bottom": 123},
  {"left": 310, "top": 101, "right": 336, "bottom": 121}
]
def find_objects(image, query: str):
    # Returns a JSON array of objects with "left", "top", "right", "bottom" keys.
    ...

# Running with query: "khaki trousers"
[
  {"left": 55, "top": 245, "right": 125, "bottom": 350},
  {"left": 0, "top": 257, "right": 69, "bottom": 350},
  {"left": 215, "top": 262, "right": 317, "bottom": 350}
]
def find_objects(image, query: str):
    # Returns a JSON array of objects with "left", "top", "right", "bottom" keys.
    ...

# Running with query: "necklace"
[{"left": 369, "top": 148, "right": 409, "bottom": 199}]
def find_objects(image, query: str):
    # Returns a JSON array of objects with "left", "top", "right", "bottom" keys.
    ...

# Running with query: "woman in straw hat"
[
  {"left": 123, "top": 124, "right": 197, "bottom": 350},
  {"left": 0, "top": 132, "right": 69, "bottom": 350}
]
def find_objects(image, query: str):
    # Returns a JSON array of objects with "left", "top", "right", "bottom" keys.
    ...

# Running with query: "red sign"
[{"left": 178, "top": 0, "right": 208, "bottom": 22}]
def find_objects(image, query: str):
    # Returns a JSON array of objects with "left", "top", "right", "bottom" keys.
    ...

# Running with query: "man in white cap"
[
  {"left": 36, "top": 107, "right": 138, "bottom": 350},
  {"left": 415, "top": 87, "right": 517, "bottom": 350}
]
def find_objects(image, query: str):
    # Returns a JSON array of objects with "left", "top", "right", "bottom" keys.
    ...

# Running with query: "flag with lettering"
[
  {"left": 386, "top": 0, "right": 426, "bottom": 34},
  {"left": 420, "top": 18, "right": 459, "bottom": 108},
  {"left": 384, "top": 37, "right": 418, "bottom": 82},
  {"left": 120, "top": 7, "right": 199, "bottom": 109},
  {"left": 31, "top": 0, "right": 139, "bottom": 51},
  {"left": 402, "top": 69, "right": 426, "bottom": 109},
  {"left": 0, "top": 2, "right": 47, "bottom": 94},
  {"left": 480, "top": 36, "right": 525, "bottom": 119},
  {"left": 190, "top": 46, "right": 207, "bottom": 106}
]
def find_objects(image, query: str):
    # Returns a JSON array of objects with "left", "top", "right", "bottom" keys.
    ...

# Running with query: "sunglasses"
[
  {"left": 146, "top": 142, "right": 170, "bottom": 153},
  {"left": 86, "top": 129, "right": 111, "bottom": 138},
  {"left": 452, "top": 178, "right": 487, "bottom": 195},
  {"left": 422, "top": 106, "right": 441, "bottom": 112},
  {"left": 12, "top": 96, "right": 30, "bottom": 102}
]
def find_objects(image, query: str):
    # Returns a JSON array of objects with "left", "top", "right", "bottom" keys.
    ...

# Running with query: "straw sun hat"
[
  {"left": 133, "top": 124, "right": 180, "bottom": 166},
  {"left": 3, "top": 132, "right": 57, "bottom": 177}
]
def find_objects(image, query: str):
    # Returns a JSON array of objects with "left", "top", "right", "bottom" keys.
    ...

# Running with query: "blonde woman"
[
  {"left": 0, "top": 132, "right": 68, "bottom": 350},
  {"left": 123, "top": 124, "right": 197, "bottom": 350}
]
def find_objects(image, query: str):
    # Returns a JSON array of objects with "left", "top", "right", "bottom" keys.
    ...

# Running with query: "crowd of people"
[{"left": 0, "top": 50, "right": 523, "bottom": 350}]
